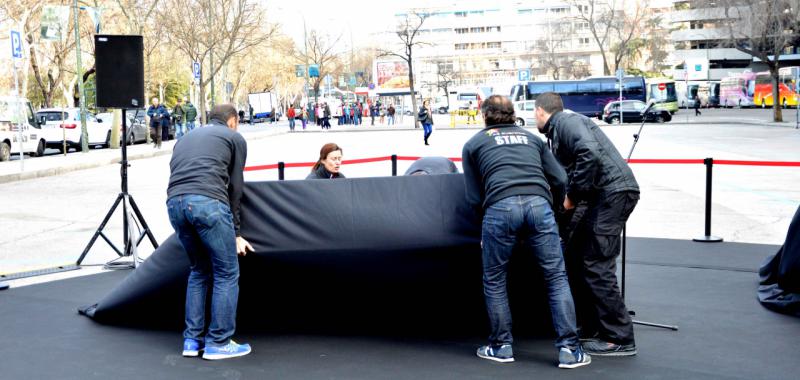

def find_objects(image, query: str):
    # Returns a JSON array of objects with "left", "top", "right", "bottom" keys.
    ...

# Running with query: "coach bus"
[
  {"left": 509, "top": 76, "right": 646, "bottom": 118},
  {"left": 753, "top": 67, "right": 799, "bottom": 107},
  {"left": 646, "top": 78, "right": 678, "bottom": 113},
  {"left": 720, "top": 72, "right": 756, "bottom": 108}
]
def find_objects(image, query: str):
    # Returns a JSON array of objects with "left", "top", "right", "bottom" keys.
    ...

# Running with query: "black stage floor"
[{"left": 2, "top": 238, "right": 798, "bottom": 380}]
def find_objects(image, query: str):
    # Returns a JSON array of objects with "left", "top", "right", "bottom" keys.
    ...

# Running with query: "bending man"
[
  {"left": 535, "top": 92, "right": 640, "bottom": 356},
  {"left": 462, "top": 95, "right": 590, "bottom": 369},
  {"left": 166, "top": 104, "right": 254, "bottom": 360}
]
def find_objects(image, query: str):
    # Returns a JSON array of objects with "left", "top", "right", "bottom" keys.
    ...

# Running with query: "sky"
[{"left": 263, "top": 1, "right": 401, "bottom": 48}]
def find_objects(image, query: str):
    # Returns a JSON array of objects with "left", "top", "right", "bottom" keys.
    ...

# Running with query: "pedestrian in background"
[
  {"left": 323, "top": 103, "right": 332, "bottom": 130},
  {"left": 184, "top": 98, "right": 198, "bottom": 133},
  {"left": 387, "top": 104, "right": 395, "bottom": 125},
  {"left": 173, "top": 98, "right": 186, "bottom": 140},
  {"left": 301, "top": 108, "right": 308, "bottom": 130},
  {"left": 694, "top": 94, "right": 702, "bottom": 116},
  {"left": 418, "top": 100, "right": 434, "bottom": 145},
  {"left": 287, "top": 106, "right": 296, "bottom": 131},
  {"left": 147, "top": 97, "right": 169, "bottom": 149}
]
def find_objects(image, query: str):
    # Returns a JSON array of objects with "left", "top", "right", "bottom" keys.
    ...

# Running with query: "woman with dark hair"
[
  {"left": 306, "top": 143, "right": 346, "bottom": 179},
  {"left": 418, "top": 99, "right": 434, "bottom": 145}
]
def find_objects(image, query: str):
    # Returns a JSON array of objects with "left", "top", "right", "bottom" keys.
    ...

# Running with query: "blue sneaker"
[
  {"left": 476, "top": 344, "right": 514, "bottom": 363},
  {"left": 559, "top": 346, "right": 591, "bottom": 369},
  {"left": 182, "top": 338, "right": 203, "bottom": 357},
  {"left": 202, "top": 340, "right": 252, "bottom": 360}
]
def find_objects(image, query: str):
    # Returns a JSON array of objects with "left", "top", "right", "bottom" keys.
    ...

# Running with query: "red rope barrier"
[{"left": 244, "top": 156, "right": 799, "bottom": 172}]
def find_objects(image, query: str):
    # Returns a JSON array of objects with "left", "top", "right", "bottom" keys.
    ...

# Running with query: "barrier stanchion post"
[
  {"left": 278, "top": 162, "right": 285, "bottom": 181},
  {"left": 391, "top": 154, "right": 397, "bottom": 176},
  {"left": 450, "top": 111, "right": 455, "bottom": 128},
  {"left": 694, "top": 157, "right": 723, "bottom": 242}
]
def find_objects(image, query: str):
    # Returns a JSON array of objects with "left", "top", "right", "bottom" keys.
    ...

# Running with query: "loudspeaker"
[{"left": 95, "top": 35, "right": 144, "bottom": 109}]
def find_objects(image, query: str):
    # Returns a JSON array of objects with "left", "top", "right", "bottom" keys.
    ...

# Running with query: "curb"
[{"left": 0, "top": 129, "right": 287, "bottom": 185}]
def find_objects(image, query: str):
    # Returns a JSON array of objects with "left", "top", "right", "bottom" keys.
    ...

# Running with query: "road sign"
[
  {"left": 518, "top": 69, "right": 530, "bottom": 82},
  {"left": 615, "top": 69, "right": 625, "bottom": 81},
  {"left": 308, "top": 64, "right": 320, "bottom": 78},
  {"left": 295, "top": 65, "right": 305, "bottom": 77},
  {"left": 658, "top": 83, "right": 666, "bottom": 91},
  {"left": 192, "top": 61, "right": 200, "bottom": 80},
  {"left": 10, "top": 30, "right": 22, "bottom": 59}
]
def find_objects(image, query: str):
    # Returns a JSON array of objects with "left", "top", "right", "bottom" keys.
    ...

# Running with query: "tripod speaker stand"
[
  {"left": 76, "top": 110, "right": 158, "bottom": 268},
  {"left": 622, "top": 103, "right": 678, "bottom": 331},
  {"left": 76, "top": 35, "right": 157, "bottom": 268}
]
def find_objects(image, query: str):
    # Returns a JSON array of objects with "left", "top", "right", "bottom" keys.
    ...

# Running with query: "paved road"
[{"left": 1, "top": 112, "right": 799, "bottom": 278}]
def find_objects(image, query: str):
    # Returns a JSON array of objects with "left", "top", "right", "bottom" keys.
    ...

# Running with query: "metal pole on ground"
[
  {"left": 278, "top": 162, "right": 285, "bottom": 180},
  {"left": 694, "top": 157, "right": 723, "bottom": 242},
  {"left": 391, "top": 154, "right": 397, "bottom": 176}
]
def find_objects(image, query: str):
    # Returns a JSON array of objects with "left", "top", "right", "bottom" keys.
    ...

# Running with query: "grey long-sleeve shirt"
[{"left": 167, "top": 120, "right": 248, "bottom": 235}]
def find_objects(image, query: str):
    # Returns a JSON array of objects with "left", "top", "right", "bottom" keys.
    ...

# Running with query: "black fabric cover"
[
  {"left": 404, "top": 156, "right": 459, "bottom": 175},
  {"left": 758, "top": 204, "right": 800, "bottom": 317},
  {"left": 81, "top": 174, "right": 553, "bottom": 335}
]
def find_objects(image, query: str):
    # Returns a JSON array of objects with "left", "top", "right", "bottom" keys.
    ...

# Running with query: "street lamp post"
[{"left": 73, "top": 0, "right": 88, "bottom": 152}]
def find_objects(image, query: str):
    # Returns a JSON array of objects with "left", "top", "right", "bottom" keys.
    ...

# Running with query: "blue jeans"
[
  {"left": 167, "top": 194, "right": 239, "bottom": 346},
  {"left": 422, "top": 123, "right": 432, "bottom": 142},
  {"left": 288, "top": 117, "right": 295, "bottom": 130},
  {"left": 387, "top": 115, "right": 394, "bottom": 125},
  {"left": 481, "top": 195, "right": 580, "bottom": 349},
  {"left": 186, "top": 121, "right": 196, "bottom": 132},
  {"left": 175, "top": 122, "right": 185, "bottom": 139}
]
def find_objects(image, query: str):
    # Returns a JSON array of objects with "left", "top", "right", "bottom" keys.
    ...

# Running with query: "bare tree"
[
  {"left": 609, "top": 0, "right": 649, "bottom": 74},
  {"left": 423, "top": 60, "right": 458, "bottom": 111},
  {"left": 534, "top": 23, "right": 573, "bottom": 80},
  {"left": 570, "top": 0, "right": 616, "bottom": 75},
  {"left": 294, "top": 30, "right": 343, "bottom": 104},
  {"left": 720, "top": 0, "right": 800, "bottom": 122},
  {"left": 161, "top": 0, "right": 275, "bottom": 123},
  {"left": 378, "top": 11, "right": 429, "bottom": 127}
]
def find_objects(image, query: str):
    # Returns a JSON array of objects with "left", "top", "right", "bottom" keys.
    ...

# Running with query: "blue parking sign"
[
  {"left": 10, "top": 30, "right": 22, "bottom": 59},
  {"left": 192, "top": 61, "right": 201, "bottom": 80},
  {"left": 518, "top": 69, "right": 530, "bottom": 81}
]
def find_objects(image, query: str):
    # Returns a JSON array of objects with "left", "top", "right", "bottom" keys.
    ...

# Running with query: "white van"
[{"left": 0, "top": 96, "right": 48, "bottom": 161}]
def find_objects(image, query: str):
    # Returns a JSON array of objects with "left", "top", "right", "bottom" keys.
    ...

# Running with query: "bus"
[
  {"left": 646, "top": 78, "right": 678, "bottom": 113},
  {"left": 753, "top": 67, "right": 799, "bottom": 107},
  {"left": 720, "top": 72, "right": 755, "bottom": 108},
  {"left": 509, "top": 76, "right": 646, "bottom": 118}
]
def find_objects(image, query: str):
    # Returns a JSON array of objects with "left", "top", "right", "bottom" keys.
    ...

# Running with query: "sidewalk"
[{"left": 0, "top": 127, "right": 287, "bottom": 184}]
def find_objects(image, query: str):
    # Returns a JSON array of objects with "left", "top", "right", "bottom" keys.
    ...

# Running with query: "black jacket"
[
  {"left": 418, "top": 107, "right": 434, "bottom": 125},
  {"left": 540, "top": 111, "right": 639, "bottom": 203},
  {"left": 306, "top": 166, "right": 346, "bottom": 180},
  {"left": 462, "top": 124, "right": 566, "bottom": 212}
]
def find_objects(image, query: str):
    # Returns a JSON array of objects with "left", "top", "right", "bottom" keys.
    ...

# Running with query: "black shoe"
[{"left": 582, "top": 340, "right": 636, "bottom": 357}]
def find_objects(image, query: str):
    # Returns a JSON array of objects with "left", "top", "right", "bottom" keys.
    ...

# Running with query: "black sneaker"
[
  {"left": 582, "top": 340, "right": 637, "bottom": 357},
  {"left": 476, "top": 344, "right": 514, "bottom": 363}
]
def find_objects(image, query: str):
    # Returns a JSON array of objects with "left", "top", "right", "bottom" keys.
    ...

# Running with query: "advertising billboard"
[{"left": 373, "top": 60, "right": 411, "bottom": 94}]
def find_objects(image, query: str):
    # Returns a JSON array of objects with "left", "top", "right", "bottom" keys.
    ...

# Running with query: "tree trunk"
[
  {"left": 771, "top": 65, "right": 783, "bottom": 122},
  {"left": 199, "top": 74, "right": 208, "bottom": 125},
  {"left": 408, "top": 58, "right": 419, "bottom": 128}
]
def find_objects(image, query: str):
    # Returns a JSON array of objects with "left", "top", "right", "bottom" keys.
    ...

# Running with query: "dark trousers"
[
  {"left": 564, "top": 191, "right": 639, "bottom": 345},
  {"left": 150, "top": 125, "right": 162, "bottom": 147}
]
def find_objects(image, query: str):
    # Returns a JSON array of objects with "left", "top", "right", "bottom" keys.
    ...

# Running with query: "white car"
[
  {"left": 0, "top": 96, "right": 48, "bottom": 161},
  {"left": 36, "top": 108, "right": 111, "bottom": 152},
  {"left": 514, "top": 100, "right": 537, "bottom": 127}
]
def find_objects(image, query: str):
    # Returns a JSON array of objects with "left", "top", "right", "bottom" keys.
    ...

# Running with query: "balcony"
[
  {"left": 671, "top": 28, "right": 729, "bottom": 42},
  {"left": 669, "top": 8, "right": 732, "bottom": 23}
]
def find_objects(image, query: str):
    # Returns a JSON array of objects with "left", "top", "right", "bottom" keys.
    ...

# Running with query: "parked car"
[
  {"left": 94, "top": 110, "right": 149, "bottom": 145},
  {"left": 36, "top": 108, "right": 112, "bottom": 152},
  {"left": 514, "top": 100, "right": 537, "bottom": 127},
  {"left": 0, "top": 96, "right": 47, "bottom": 160},
  {"left": 602, "top": 100, "right": 672, "bottom": 124}
]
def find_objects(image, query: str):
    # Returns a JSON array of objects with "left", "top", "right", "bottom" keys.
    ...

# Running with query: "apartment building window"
[
  {"left": 455, "top": 11, "right": 467, "bottom": 17},
  {"left": 487, "top": 42, "right": 502, "bottom": 49},
  {"left": 487, "top": 26, "right": 501, "bottom": 32},
  {"left": 455, "top": 28, "right": 469, "bottom": 34},
  {"left": 455, "top": 43, "right": 468, "bottom": 50},
  {"left": 518, "top": 9, "right": 532, "bottom": 15},
  {"left": 576, "top": 4, "right": 587, "bottom": 13},
  {"left": 551, "top": 7, "right": 568, "bottom": 14},
  {"left": 433, "top": 28, "right": 452, "bottom": 33},
  {"left": 470, "top": 27, "right": 485, "bottom": 33},
  {"left": 576, "top": 22, "right": 589, "bottom": 30}
]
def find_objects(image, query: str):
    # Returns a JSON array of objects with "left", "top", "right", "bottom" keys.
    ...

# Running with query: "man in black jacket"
[
  {"left": 462, "top": 95, "right": 590, "bottom": 369},
  {"left": 535, "top": 92, "right": 640, "bottom": 357}
]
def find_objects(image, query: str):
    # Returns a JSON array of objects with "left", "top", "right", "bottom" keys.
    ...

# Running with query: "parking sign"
[
  {"left": 10, "top": 30, "right": 22, "bottom": 59},
  {"left": 518, "top": 69, "right": 530, "bottom": 81},
  {"left": 192, "top": 61, "right": 200, "bottom": 80}
]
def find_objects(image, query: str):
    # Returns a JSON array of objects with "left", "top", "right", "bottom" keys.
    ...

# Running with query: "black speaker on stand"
[{"left": 77, "top": 35, "right": 158, "bottom": 269}]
